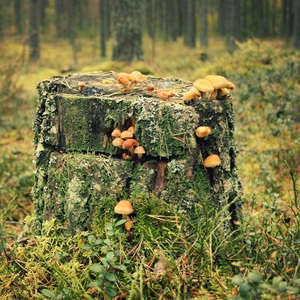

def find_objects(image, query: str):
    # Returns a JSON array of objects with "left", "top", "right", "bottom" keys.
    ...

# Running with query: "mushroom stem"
[{"left": 209, "top": 89, "right": 218, "bottom": 100}]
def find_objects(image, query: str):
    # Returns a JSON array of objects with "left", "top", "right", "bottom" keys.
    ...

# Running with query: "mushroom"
[
  {"left": 124, "top": 219, "right": 133, "bottom": 231},
  {"left": 114, "top": 200, "right": 134, "bottom": 222},
  {"left": 112, "top": 137, "right": 124, "bottom": 148},
  {"left": 196, "top": 126, "right": 212, "bottom": 138},
  {"left": 204, "top": 75, "right": 230, "bottom": 100},
  {"left": 130, "top": 71, "right": 144, "bottom": 83},
  {"left": 78, "top": 82, "right": 85, "bottom": 90},
  {"left": 193, "top": 79, "right": 214, "bottom": 99},
  {"left": 134, "top": 146, "right": 146, "bottom": 159},
  {"left": 116, "top": 73, "right": 134, "bottom": 91},
  {"left": 120, "top": 130, "right": 134, "bottom": 140},
  {"left": 128, "top": 126, "right": 135, "bottom": 134},
  {"left": 217, "top": 88, "right": 229, "bottom": 99},
  {"left": 183, "top": 90, "right": 196, "bottom": 101},
  {"left": 111, "top": 128, "right": 122, "bottom": 138},
  {"left": 203, "top": 154, "right": 221, "bottom": 168},
  {"left": 122, "top": 138, "right": 139, "bottom": 156}
]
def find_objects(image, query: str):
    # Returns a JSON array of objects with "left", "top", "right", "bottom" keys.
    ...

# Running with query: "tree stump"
[{"left": 33, "top": 71, "right": 243, "bottom": 235}]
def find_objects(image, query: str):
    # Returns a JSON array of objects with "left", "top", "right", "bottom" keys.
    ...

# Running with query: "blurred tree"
[
  {"left": 14, "top": 0, "right": 24, "bottom": 35},
  {"left": 28, "top": 0, "right": 40, "bottom": 62},
  {"left": 112, "top": 0, "right": 143, "bottom": 62},
  {"left": 294, "top": 0, "right": 300, "bottom": 48},
  {"left": 200, "top": 0, "right": 208, "bottom": 49},
  {"left": 55, "top": 0, "right": 65, "bottom": 38},
  {"left": 99, "top": 0, "right": 109, "bottom": 57},
  {"left": 257, "top": 0, "right": 264, "bottom": 38},
  {"left": 184, "top": 0, "right": 196, "bottom": 48},
  {"left": 37, "top": 0, "right": 48, "bottom": 28},
  {"left": 144, "top": 0, "right": 156, "bottom": 61},
  {"left": 68, "top": 0, "right": 77, "bottom": 65}
]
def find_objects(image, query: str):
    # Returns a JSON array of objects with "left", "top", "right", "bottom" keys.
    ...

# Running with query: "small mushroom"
[
  {"left": 124, "top": 219, "right": 133, "bottom": 231},
  {"left": 111, "top": 129, "right": 122, "bottom": 138},
  {"left": 204, "top": 75, "right": 230, "bottom": 100},
  {"left": 183, "top": 90, "right": 196, "bottom": 101},
  {"left": 114, "top": 200, "right": 134, "bottom": 221},
  {"left": 120, "top": 130, "right": 134, "bottom": 140},
  {"left": 134, "top": 146, "right": 146, "bottom": 159},
  {"left": 203, "top": 154, "right": 221, "bottom": 168},
  {"left": 122, "top": 138, "right": 139, "bottom": 156},
  {"left": 112, "top": 137, "right": 124, "bottom": 148},
  {"left": 217, "top": 88, "right": 229, "bottom": 99},
  {"left": 130, "top": 71, "right": 144, "bottom": 83},
  {"left": 193, "top": 79, "right": 214, "bottom": 99},
  {"left": 128, "top": 126, "right": 135, "bottom": 134},
  {"left": 196, "top": 126, "right": 212, "bottom": 138}
]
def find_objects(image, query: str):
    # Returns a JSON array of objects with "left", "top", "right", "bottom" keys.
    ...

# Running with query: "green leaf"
[
  {"left": 239, "top": 282, "right": 252, "bottom": 297},
  {"left": 91, "top": 250, "right": 99, "bottom": 256},
  {"left": 105, "top": 287, "right": 117, "bottom": 297},
  {"left": 90, "top": 263, "right": 105, "bottom": 274},
  {"left": 248, "top": 271, "right": 262, "bottom": 284},
  {"left": 88, "top": 234, "right": 95, "bottom": 243},
  {"left": 106, "top": 252, "right": 115, "bottom": 260},
  {"left": 106, "top": 272, "right": 117, "bottom": 282},
  {"left": 122, "top": 259, "right": 130, "bottom": 264},
  {"left": 278, "top": 281, "right": 288, "bottom": 293},
  {"left": 42, "top": 289, "right": 56, "bottom": 298},
  {"left": 93, "top": 239, "right": 103, "bottom": 246},
  {"left": 232, "top": 275, "right": 245, "bottom": 286},
  {"left": 82, "top": 244, "right": 92, "bottom": 250},
  {"left": 105, "top": 223, "right": 113, "bottom": 230},
  {"left": 115, "top": 219, "right": 127, "bottom": 227},
  {"left": 104, "top": 239, "right": 111, "bottom": 245},
  {"left": 113, "top": 263, "right": 126, "bottom": 271},
  {"left": 107, "top": 230, "right": 115, "bottom": 236},
  {"left": 272, "top": 276, "right": 283, "bottom": 286}
]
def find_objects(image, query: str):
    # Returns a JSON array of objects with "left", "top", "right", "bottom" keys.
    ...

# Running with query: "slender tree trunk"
[
  {"left": 112, "top": 0, "right": 143, "bottom": 62},
  {"left": 28, "top": 0, "right": 40, "bottom": 62},
  {"left": 200, "top": 0, "right": 208, "bottom": 49},
  {"left": 14, "top": 0, "right": 24, "bottom": 35},
  {"left": 257, "top": 0, "right": 264, "bottom": 38},
  {"left": 99, "top": 0, "right": 108, "bottom": 57},
  {"left": 219, "top": 0, "right": 226, "bottom": 36},
  {"left": 294, "top": 0, "right": 300, "bottom": 47},
  {"left": 68, "top": 0, "right": 77, "bottom": 65},
  {"left": 184, "top": 0, "right": 196, "bottom": 48}
]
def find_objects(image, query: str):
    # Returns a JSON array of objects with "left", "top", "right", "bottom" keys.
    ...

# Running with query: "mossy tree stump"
[{"left": 33, "top": 71, "right": 243, "bottom": 235}]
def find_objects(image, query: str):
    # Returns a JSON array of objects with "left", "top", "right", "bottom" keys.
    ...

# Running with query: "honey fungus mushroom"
[
  {"left": 122, "top": 138, "right": 139, "bottom": 156},
  {"left": 114, "top": 200, "right": 134, "bottom": 223},
  {"left": 134, "top": 146, "right": 146, "bottom": 159},
  {"left": 203, "top": 154, "right": 221, "bottom": 168},
  {"left": 196, "top": 126, "right": 212, "bottom": 138}
]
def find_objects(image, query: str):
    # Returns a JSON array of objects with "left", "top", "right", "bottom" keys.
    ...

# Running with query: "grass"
[{"left": 0, "top": 35, "right": 299, "bottom": 299}]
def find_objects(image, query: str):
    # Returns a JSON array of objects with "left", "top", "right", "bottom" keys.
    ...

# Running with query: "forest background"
[{"left": 0, "top": 0, "right": 300, "bottom": 299}]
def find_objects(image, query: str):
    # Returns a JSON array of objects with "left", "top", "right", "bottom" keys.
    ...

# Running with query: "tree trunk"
[
  {"left": 33, "top": 72, "right": 243, "bottom": 236},
  {"left": 200, "top": 0, "right": 208, "bottom": 49},
  {"left": 294, "top": 0, "right": 300, "bottom": 48},
  {"left": 28, "top": 0, "right": 40, "bottom": 62},
  {"left": 184, "top": 0, "right": 196, "bottom": 48},
  {"left": 68, "top": 0, "right": 77, "bottom": 65},
  {"left": 14, "top": 0, "right": 24, "bottom": 35},
  {"left": 112, "top": 0, "right": 143, "bottom": 62},
  {"left": 99, "top": 0, "right": 108, "bottom": 58}
]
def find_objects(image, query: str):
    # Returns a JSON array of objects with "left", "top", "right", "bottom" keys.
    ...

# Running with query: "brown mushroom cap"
[
  {"left": 183, "top": 90, "right": 196, "bottom": 101},
  {"left": 111, "top": 129, "right": 122, "bottom": 138},
  {"left": 190, "top": 86, "right": 201, "bottom": 96},
  {"left": 131, "top": 71, "right": 144, "bottom": 83},
  {"left": 217, "top": 88, "right": 229, "bottom": 99},
  {"left": 114, "top": 200, "right": 134, "bottom": 218},
  {"left": 204, "top": 75, "right": 229, "bottom": 89},
  {"left": 112, "top": 137, "right": 124, "bottom": 148},
  {"left": 193, "top": 79, "right": 214, "bottom": 93},
  {"left": 128, "top": 126, "right": 135, "bottom": 134},
  {"left": 203, "top": 154, "right": 221, "bottom": 168},
  {"left": 120, "top": 130, "right": 134, "bottom": 140},
  {"left": 122, "top": 138, "right": 139, "bottom": 149},
  {"left": 196, "top": 126, "right": 212, "bottom": 138},
  {"left": 134, "top": 146, "right": 146, "bottom": 159}
]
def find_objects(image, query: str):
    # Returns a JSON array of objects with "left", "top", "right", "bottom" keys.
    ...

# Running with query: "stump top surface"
[{"left": 44, "top": 71, "right": 193, "bottom": 103}]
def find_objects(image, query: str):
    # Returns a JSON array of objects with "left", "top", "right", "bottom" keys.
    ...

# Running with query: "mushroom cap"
[
  {"left": 131, "top": 71, "right": 144, "bottom": 83},
  {"left": 120, "top": 130, "right": 134, "bottom": 140},
  {"left": 193, "top": 79, "right": 214, "bottom": 93},
  {"left": 128, "top": 126, "right": 135, "bottom": 134},
  {"left": 111, "top": 128, "right": 122, "bottom": 138},
  {"left": 190, "top": 86, "right": 201, "bottom": 96},
  {"left": 134, "top": 146, "right": 146, "bottom": 155},
  {"left": 227, "top": 81, "right": 235, "bottom": 90},
  {"left": 117, "top": 74, "right": 134, "bottom": 86},
  {"left": 217, "top": 88, "right": 229, "bottom": 99},
  {"left": 196, "top": 126, "right": 212, "bottom": 138},
  {"left": 204, "top": 75, "right": 229, "bottom": 89},
  {"left": 112, "top": 137, "right": 124, "bottom": 148},
  {"left": 183, "top": 90, "right": 196, "bottom": 101},
  {"left": 122, "top": 138, "right": 139, "bottom": 149},
  {"left": 114, "top": 200, "right": 134, "bottom": 215},
  {"left": 115, "top": 72, "right": 129, "bottom": 81},
  {"left": 203, "top": 154, "right": 221, "bottom": 168}
]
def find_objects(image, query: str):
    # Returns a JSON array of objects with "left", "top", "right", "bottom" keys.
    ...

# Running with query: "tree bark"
[
  {"left": 294, "top": 0, "right": 300, "bottom": 48},
  {"left": 112, "top": 0, "right": 143, "bottom": 62},
  {"left": 184, "top": 0, "right": 196, "bottom": 48},
  {"left": 33, "top": 72, "right": 243, "bottom": 236},
  {"left": 200, "top": 0, "right": 208, "bottom": 49}
]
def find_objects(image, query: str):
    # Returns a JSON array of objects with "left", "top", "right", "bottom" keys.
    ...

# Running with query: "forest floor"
[{"left": 0, "top": 36, "right": 299, "bottom": 299}]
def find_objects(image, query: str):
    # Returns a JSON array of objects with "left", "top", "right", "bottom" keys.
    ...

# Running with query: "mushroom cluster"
[
  {"left": 111, "top": 127, "right": 146, "bottom": 160},
  {"left": 115, "top": 71, "right": 145, "bottom": 92},
  {"left": 183, "top": 75, "right": 235, "bottom": 101}
]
